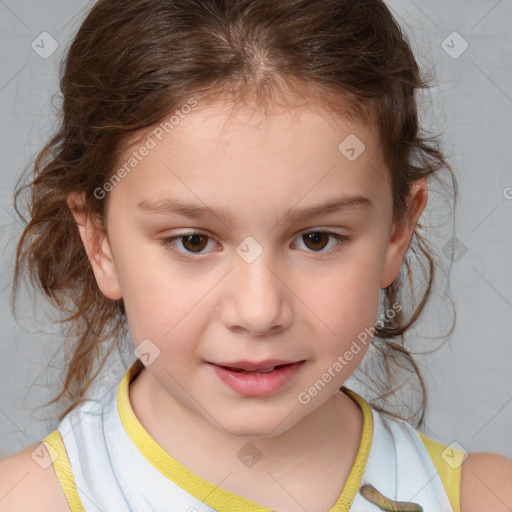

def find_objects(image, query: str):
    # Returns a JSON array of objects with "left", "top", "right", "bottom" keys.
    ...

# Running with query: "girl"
[{"left": 1, "top": 0, "right": 511, "bottom": 511}]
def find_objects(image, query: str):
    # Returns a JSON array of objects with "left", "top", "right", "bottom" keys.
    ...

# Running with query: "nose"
[{"left": 220, "top": 251, "right": 292, "bottom": 336}]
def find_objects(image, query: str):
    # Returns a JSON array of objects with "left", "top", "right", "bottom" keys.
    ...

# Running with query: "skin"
[{"left": 68, "top": 93, "right": 428, "bottom": 511}]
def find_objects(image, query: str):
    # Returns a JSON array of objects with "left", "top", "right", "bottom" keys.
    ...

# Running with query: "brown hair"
[{"left": 13, "top": 0, "right": 456, "bottom": 428}]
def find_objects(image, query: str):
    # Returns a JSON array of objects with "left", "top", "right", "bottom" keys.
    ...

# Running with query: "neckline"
[{"left": 117, "top": 360, "right": 373, "bottom": 512}]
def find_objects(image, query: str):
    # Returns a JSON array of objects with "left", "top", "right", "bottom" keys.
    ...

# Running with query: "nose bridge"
[
  {"left": 237, "top": 250, "right": 276, "bottom": 299},
  {"left": 223, "top": 241, "right": 290, "bottom": 335}
]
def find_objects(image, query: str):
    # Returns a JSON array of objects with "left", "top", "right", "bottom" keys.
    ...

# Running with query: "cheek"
[
  {"left": 116, "top": 252, "right": 217, "bottom": 348},
  {"left": 299, "top": 258, "right": 381, "bottom": 326},
  {"left": 295, "top": 257, "right": 382, "bottom": 375},
  {"left": 122, "top": 278, "right": 201, "bottom": 344},
  {"left": 121, "top": 283, "right": 205, "bottom": 375},
  {"left": 108, "top": 227, "right": 176, "bottom": 327}
]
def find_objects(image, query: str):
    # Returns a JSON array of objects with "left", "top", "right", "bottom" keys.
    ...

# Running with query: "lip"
[
  {"left": 208, "top": 361, "right": 305, "bottom": 397},
  {"left": 211, "top": 359, "right": 300, "bottom": 371}
]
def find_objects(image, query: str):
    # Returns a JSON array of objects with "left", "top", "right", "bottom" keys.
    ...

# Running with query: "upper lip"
[{"left": 210, "top": 359, "right": 303, "bottom": 371}]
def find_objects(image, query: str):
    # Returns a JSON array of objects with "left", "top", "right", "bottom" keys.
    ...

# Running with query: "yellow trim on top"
[
  {"left": 118, "top": 361, "right": 374, "bottom": 512},
  {"left": 42, "top": 430, "right": 86, "bottom": 512},
  {"left": 417, "top": 431, "right": 463, "bottom": 512},
  {"left": 330, "top": 387, "right": 374, "bottom": 512}
]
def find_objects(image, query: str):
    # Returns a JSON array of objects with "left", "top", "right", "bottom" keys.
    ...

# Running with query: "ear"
[
  {"left": 380, "top": 178, "right": 428, "bottom": 289},
  {"left": 67, "top": 192, "right": 122, "bottom": 300}
]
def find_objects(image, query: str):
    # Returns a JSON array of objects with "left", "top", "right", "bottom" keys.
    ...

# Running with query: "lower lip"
[{"left": 209, "top": 362, "right": 305, "bottom": 397}]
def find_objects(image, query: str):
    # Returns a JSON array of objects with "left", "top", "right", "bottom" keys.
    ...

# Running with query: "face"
[{"left": 71, "top": 95, "right": 426, "bottom": 438}]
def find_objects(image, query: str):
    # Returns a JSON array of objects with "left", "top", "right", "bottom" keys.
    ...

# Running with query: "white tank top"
[{"left": 42, "top": 360, "right": 464, "bottom": 511}]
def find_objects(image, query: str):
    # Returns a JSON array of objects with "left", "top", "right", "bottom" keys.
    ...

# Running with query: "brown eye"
[
  {"left": 302, "top": 232, "right": 330, "bottom": 251},
  {"left": 180, "top": 234, "right": 208, "bottom": 253},
  {"left": 160, "top": 233, "right": 215, "bottom": 257},
  {"left": 294, "top": 230, "right": 350, "bottom": 256}
]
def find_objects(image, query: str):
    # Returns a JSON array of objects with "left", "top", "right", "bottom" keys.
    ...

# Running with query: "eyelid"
[{"left": 159, "top": 230, "right": 219, "bottom": 257}]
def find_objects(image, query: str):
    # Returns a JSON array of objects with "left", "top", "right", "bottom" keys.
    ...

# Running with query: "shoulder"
[
  {"left": 460, "top": 451, "right": 512, "bottom": 512},
  {"left": 0, "top": 442, "right": 70, "bottom": 512}
]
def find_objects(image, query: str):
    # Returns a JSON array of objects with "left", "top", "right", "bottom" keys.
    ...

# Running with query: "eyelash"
[{"left": 159, "top": 230, "right": 351, "bottom": 260}]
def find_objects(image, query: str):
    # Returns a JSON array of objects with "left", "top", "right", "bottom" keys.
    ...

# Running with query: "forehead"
[{"left": 109, "top": 98, "right": 390, "bottom": 218}]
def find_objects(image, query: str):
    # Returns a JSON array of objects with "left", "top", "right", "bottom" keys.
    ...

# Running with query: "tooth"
[{"left": 230, "top": 366, "right": 275, "bottom": 373}]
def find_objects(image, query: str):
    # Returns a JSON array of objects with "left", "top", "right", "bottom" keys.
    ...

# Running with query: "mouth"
[
  {"left": 210, "top": 359, "right": 305, "bottom": 373},
  {"left": 208, "top": 360, "right": 306, "bottom": 396},
  {"left": 218, "top": 364, "right": 289, "bottom": 374}
]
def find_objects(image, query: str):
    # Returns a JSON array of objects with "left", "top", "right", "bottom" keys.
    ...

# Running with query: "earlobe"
[
  {"left": 67, "top": 192, "right": 123, "bottom": 300},
  {"left": 380, "top": 178, "right": 428, "bottom": 289}
]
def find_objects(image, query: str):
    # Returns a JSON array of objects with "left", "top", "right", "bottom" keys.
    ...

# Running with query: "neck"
[{"left": 128, "top": 366, "right": 363, "bottom": 506}]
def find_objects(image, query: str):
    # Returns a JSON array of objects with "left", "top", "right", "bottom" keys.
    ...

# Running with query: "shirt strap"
[
  {"left": 417, "top": 431, "right": 464, "bottom": 512},
  {"left": 42, "top": 429, "right": 85, "bottom": 512}
]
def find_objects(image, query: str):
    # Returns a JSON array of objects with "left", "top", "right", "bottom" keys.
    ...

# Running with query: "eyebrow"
[{"left": 137, "top": 194, "right": 373, "bottom": 225}]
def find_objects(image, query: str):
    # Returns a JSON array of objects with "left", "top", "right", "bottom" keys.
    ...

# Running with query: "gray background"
[{"left": 0, "top": 0, "right": 511, "bottom": 460}]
